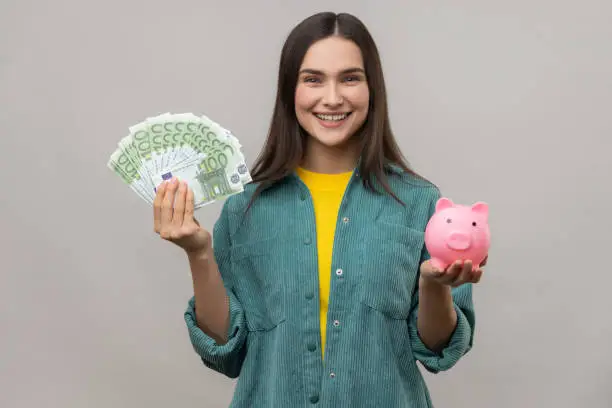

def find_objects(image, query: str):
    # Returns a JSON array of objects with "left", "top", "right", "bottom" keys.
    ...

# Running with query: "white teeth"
[{"left": 315, "top": 113, "right": 349, "bottom": 121}]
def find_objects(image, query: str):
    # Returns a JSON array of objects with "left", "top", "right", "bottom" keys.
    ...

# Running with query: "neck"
[{"left": 301, "top": 138, "right": 360, "bottom": 174}]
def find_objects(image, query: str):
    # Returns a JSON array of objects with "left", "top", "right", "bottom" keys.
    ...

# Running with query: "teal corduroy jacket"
[{"left": 184, "top": 166, "right": 476, "bottom": 407}]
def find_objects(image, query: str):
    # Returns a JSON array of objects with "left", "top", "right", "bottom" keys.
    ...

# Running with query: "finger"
[
  {"left": 452, "top": 260, "right": 473, "bottom": 286},
  {"left": 184, "top": 184, "right": 195, "bottom": 225},
  {"left": 471, "top": 268, "right": 483, "bottom": 283},
  {"left": 428, "top": 268, "right": 446, "bottom": 280},
  {"left": 439, "top": 261, "right": 463, "bottom": 284},
  {"left": 172, "top": 180, "right": 188, "bottom": 228},
  {"left": 153, "top": 181, "right": 167, "bottom": 233},
  {"left": 456, "top": 263, "right": 484, "bottom": 286},
  {"left": 161, "top": 178, "right": 179, "bottom": 231}
]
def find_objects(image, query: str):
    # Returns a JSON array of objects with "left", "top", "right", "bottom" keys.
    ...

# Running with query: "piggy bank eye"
[
  {"left": 472, "top": 221, "right": 477, "bottom": 226},
  {"left": 446, "top": 218, "right": 452, "bottom": 223}
]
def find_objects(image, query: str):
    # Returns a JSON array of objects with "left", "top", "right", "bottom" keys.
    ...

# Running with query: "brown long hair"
[{"left": 247, "top": 12, "right": 423, "bottom": 209}]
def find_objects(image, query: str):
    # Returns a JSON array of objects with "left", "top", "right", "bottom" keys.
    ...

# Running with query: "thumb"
[
  {"left": 421, "top": 259, "right": 445, "bottom": 278},
  {"left": 420, "top": 259, "right": 433, "bottom": 274}
]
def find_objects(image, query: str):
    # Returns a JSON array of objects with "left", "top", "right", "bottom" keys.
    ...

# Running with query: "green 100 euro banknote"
[{"left": 107, "top": 112, "right": 252, "bottom": 209}]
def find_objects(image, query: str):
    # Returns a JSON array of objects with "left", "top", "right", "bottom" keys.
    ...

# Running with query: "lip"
[
  {"left": 313, "top": 112, "right": 352, "bottom": 129},
  {"left": 313, "top": 112, "right": 352, "bottom": 115}
]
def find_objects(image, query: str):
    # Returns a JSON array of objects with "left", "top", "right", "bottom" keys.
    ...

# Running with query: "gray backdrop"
[{"left": 2, "top": 1, "right": 611, "bottom": 407}]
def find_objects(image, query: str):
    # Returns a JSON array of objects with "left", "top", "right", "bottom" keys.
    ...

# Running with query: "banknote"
[{"left": 108, "top": 112, "right": 252, "bottom": 209}]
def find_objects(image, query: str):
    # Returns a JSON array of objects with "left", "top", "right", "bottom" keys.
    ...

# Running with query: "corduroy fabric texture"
[{"left": 184, "top": 166, "right": 476, "bottom": 408}]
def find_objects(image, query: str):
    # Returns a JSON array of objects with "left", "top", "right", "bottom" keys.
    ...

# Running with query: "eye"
[
  {"left": 446, "top": 218, "right": 452, "bottom": 223},
  {"left": 472, "top": 221, "right": 477, "bottom": 226},
  {"left": 343, "top": 74, "right": 364, "bottom": 85},
  {"left": 303, "top": 76, "right": 320, "bottom": 83}
]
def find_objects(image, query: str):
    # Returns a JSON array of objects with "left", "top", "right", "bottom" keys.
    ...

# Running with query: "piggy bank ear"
[
  {"left": 435, "top": 197, "right": 454, "bottom": 212},
  {"left": 471, "top": 202, "right": 489, "bottom": 219}
]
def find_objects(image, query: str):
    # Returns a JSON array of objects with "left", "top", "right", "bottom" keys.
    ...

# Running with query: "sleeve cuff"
[
  {"left": 184, "top": 289, "right": 247, "bottom": 378},
  {"left": 409, "top": 303, "right": 473, "bottom": 373}
]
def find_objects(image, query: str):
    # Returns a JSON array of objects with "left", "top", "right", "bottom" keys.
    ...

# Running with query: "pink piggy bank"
[{"left": 424, "top": 197, "right": 490, "bottom": 271}]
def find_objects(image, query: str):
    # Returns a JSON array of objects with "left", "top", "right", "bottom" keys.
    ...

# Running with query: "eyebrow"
[{"left": 299, "top": 67, "right": 365, "bottom": 75}]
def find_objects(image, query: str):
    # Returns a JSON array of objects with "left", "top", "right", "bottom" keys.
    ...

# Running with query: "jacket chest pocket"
[
  {"left": 359, "top": 221, "right": 424, "bottom": 320},
  {"left": 230, "top": 238, "right": 287, "bottom": 332}
]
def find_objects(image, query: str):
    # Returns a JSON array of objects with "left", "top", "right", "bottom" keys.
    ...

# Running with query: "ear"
[
  {"left": 435, "top": 197, "right": 454, "bottom": 213},
  {"left": 471, "top": 202, "right": 489, "bottom": 219}
]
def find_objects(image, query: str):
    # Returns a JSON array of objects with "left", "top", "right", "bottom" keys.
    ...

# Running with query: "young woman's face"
[{"left": 295, "top": 36, "right": 370, "bottom": 149}]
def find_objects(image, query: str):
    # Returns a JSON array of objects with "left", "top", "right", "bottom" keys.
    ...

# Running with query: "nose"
[
  {"left": 446, "top": 231, "right": 472, "bottom": 251},
  {"left": 323, "top": 83, "right": 343, "bottom": 106}
]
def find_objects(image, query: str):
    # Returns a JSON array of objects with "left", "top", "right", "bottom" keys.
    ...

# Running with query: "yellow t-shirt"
[{"left": 296, "top": 166, "right": 353, "bottom": 359}]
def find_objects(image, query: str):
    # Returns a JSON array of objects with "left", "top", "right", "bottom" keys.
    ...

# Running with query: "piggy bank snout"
[{"left": 446, "top": 230, "right": 472, "bottom": 250}]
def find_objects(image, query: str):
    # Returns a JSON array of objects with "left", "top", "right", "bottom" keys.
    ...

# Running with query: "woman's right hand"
[{"left": 153, "top": 177, "right": 212, "bottom": 256}]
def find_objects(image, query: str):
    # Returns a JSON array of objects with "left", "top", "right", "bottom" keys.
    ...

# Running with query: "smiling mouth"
[{"left": 314, "top": 112, "right": 352, "bottom": 122}]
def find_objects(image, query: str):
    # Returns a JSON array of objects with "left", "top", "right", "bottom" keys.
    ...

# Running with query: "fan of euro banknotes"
[{"left": 107, "top": 112, "right": 252, "bottom": 209}]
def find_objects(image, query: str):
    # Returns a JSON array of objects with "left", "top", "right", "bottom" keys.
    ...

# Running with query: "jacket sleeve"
[
  {"left": 407, "top": 188, "right": 476, "bottom": 374},
  {"left": 183, "top": 199, "right": 248, "bottom": 378}
]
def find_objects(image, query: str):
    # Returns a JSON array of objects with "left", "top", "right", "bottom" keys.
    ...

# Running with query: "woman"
[{"left": 153, "top": 11, "right": 485, "bottom": 408}]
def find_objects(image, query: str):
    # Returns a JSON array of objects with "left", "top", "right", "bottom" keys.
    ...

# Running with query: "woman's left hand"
[{"left": 420, "top": 256, "right": 488, "bottom": 288}]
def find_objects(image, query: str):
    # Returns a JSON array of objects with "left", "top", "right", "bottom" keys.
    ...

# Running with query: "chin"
[{"left": 310, "top": 132, "right": 353, "bottom": 148}]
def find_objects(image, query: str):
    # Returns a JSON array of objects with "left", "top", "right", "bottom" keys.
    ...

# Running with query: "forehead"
[{"left": 300, "top": 36, "right": 364, "bottom": 72}]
